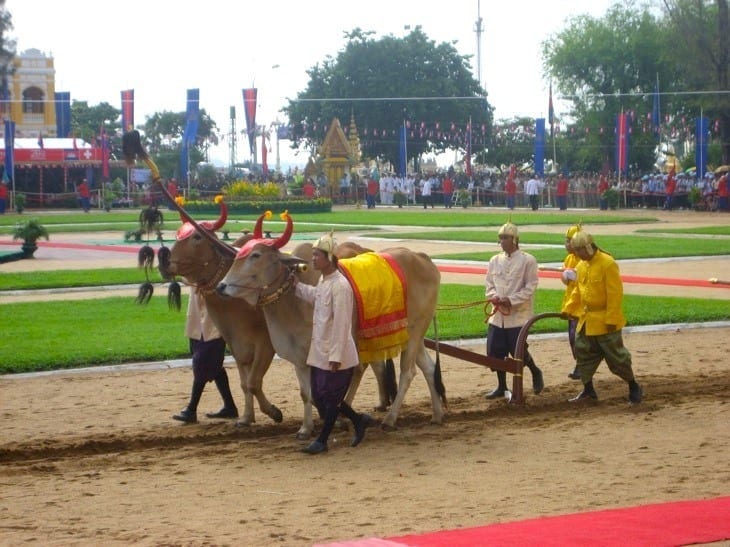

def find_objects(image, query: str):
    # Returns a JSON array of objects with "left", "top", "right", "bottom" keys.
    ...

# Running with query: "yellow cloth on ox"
[{"left": 338, "top": 252, "right": 409, "bottom": 363}]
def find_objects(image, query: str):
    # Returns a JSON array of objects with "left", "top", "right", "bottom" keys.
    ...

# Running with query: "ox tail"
[
  {"left": 431, "top": 316, "right": 447, "bottom": 407},
  {"left": 384, "top": 358, "right": 398, "bottom": 406}
]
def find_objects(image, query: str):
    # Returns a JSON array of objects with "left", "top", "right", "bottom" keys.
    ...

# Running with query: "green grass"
[
  {"left": 0, "top": 268, "right": 160, "bottom": 290},
  {"left": 2, "top": 287, "right": 728, "bottom": 374},
  {"left": 0, "top": 209, "right": 656, "bottom": 230},
  {"left": 637, "top": 225, "right": 730, "bottom": 236}
]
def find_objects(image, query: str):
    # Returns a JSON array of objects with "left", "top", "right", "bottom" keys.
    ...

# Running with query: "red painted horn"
[
  {"left": 253, "top": 210, "right": 272, "bottom": 239},
  {"left": 273, "top": 210, "right": 293, "bottom": 249},
  {"left": 208, "top": 201, "right": 228, "bottom": 231}
]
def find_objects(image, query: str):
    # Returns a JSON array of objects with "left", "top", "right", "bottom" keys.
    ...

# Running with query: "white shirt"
[
  {"left": 295, "top": 269, "right": 359, "bottom": 370},
  {"left": 185, "top": 289, "right": 222, "bottom": 341},
  {"left": 485, "top": 249, "right": 538, "bottom": 329},
  {"left": 525, "top": 178, "right": 542, "bottom": 195}
]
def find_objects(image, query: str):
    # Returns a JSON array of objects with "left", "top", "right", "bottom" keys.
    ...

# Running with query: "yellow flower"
[
  {"left": 279, "top": 210, "right": 290, "bottom": 221},
  {"left": 214, "top": 194, "right": 224, "bottom": 204},
  {"left": 264, "top": 210, "right": 273, "bottom": 219},
  {"left": 174, "top": 196, "right": 186, "bottom": 206}
]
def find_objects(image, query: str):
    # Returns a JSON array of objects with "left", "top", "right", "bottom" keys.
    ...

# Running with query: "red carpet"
[{"left": 318, "top": 496, "right": 730, "bottom": 546}]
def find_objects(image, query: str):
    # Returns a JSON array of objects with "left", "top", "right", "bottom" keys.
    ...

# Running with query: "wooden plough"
[{"left": 425, "top": 312, "right": 564, "bottom": 404}]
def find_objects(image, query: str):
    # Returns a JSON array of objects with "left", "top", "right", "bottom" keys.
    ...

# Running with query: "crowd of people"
[{"left": 301, "top": 166, "right": 729, "bottom": 212}]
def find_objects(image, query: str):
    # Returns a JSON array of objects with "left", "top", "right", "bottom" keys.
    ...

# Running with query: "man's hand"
[
  {"left": 606, "top": 324, "right": 616, "bottom": 332},
  {"left": 329, "top": 361, "right": 341, "bottom": 371}
]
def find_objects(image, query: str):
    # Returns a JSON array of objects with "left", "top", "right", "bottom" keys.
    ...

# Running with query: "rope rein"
[{"left": 436, "top": 297, "right": 511, "bottom": 323}]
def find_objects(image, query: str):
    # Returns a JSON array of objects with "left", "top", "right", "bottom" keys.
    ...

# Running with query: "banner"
[
  {"left": 180, "top": 88, "right": 200, "bottom": 182},
  {"left": 695, "top": 116, "right": 709, "bottom": 179},
  {"left": 615, "top": 112, "right": 629, "bottom": 176},
  {"left": 54, "top": 92, "right": 71, "bottom": 138},
  {"left": 121, "top": 89, "right": 135, "bottom": 132},
  {"left": 534, "top": 118, "right": 546, "bottom": 176},
  {"left": 398, "top": 122, "right": 407, "bottom": 177},
  {"left": 3, "top": 119, "right": 13, "bottom": 182},
  {"left": 242, "top": 88, "right": 258, "bottom": 156},
  {"left": 548, "top": 83, "right": 555, "bottom": 138}
]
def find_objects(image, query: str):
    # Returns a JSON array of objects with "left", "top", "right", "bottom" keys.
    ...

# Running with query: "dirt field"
[{"left": 1, "top": 207, "right": 729, "bottom": 545}]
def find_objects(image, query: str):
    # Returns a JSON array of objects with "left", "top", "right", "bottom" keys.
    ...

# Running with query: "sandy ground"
[{"left": 1, "top": 207, "right": 729, "bottom": 545}]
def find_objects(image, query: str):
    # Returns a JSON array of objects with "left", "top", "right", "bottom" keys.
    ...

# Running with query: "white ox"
[{"left": 217, "top": 231, "right": 447, "bottom": 431}]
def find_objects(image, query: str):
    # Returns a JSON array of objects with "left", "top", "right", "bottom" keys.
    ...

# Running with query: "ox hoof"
[
  {"left": 270, "top": 406, "right": 283, "bottom": 423},
  {"left": 380, "top": 422, "right": 398, "bottom": 433},
  {"left": 373, "top": 404, "right": 388, "bottom": 412},
  {"left": 234, "top": 419, "right": 253, "bottom": 428},
  {"left": 295, "top": 430, "right": 312, "bottom": 441}
]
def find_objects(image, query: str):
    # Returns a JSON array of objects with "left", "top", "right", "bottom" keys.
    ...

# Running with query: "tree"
[
  {"left": 284, "top": 27, "right": 493, "bottom": 169},
  {"left": 140, "top": 109, "right": 220, "bottom": 181},
  {"left": 0, "top": 1, "right": 17, "bottom": 107},
  {"left": 662, "top": 0, "right": 730, "bottom": 163},
  {"left": 543, "top": 2, "right": 681, "bottom": 174}
]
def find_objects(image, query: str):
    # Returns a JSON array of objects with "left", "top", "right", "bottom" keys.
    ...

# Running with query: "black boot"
[
  {"left": 485, "top": 370, "right": 508, "bottom": 399},
  {"left": 524, "top": 351, "right": 544, "bottom": 394},
  {"left": 174, "top": 379, "right": 205, "bottom": 423},
  {"left": 339, "top": 402, "right": 374, "bottom": 447},
  {"left": 628, "top": 380, "right": 643, "bottom": 404},
  {"left": 206, "top": 368, "right": 239, "bottom": 419},
  {"left": 301, "top": 405, "right": 338, "bottom": 455},
  {"left": 569, "top": 380, "right": 598, "bottom": 402}
]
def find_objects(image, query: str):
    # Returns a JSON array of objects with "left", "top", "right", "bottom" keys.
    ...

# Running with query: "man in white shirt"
[
  {"left": 294, "top": 232, "right": 374, "bottom": 454},
  {"left": 525, "top": 174, "right": 542, "bottom": 210},
  {"left": 484, "top": 222, "right": 544, "bottom": 399}
]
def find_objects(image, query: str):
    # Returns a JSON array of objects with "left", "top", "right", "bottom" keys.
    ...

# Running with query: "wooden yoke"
[{"left": 424, "top": 312, "right": 565, "bottom": 405}]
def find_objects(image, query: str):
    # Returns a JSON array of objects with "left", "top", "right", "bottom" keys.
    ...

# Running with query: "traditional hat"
[
  {"left": 566, "top": 222, "right": 582, "bottom": 239},
  {"left": 498, "top": 221, "right": 519, "bottom": 239},
  {"left": 571, "top": 231, "right": 594, "bottom": 250},
  {"left": 313, "top": 230, "right": 338, "bottom": 260}
]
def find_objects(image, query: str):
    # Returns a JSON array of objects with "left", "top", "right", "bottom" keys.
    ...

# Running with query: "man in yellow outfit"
[
  {"left": 562, "top": 231, "right": 643, "bottom": 404},
  {"left": 561, "top": 224, "right": 582, "bottom": 380}
]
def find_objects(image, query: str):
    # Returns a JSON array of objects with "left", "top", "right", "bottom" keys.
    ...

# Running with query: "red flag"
[{"left": 465, "top": 118, "right": 473, "bottom": 177}]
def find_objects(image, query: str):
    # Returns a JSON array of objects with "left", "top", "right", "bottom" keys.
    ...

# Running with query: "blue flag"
[
  {"left": 54, "top": 92, "right": 72, "bottom": 138},
  {"left": 180, "top": 89, "right": 200, "bottom": 182},
  {"left": 3, "top": 119, "right": 14, "bottom": 183},
  {"left": 534, "top": 118, "right": 546, "bottom": 176}
]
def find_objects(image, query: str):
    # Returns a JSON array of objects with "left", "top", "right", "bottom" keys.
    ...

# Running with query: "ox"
[
  {"left": 158, "top": 204, "right": 290, "bottom": 429},
  {"left": 216, "top": 224, "right": 447, "bottom": 431},
  {"left": 158, "top": 209, "right": 396, "bottom": 438}
]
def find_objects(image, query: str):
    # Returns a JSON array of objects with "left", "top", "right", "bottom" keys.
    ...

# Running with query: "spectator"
[
  {"left": 525, "top": 174, "right": 542, "bottom": 210},
  {"left": 77, "top": 179, "right": 91, "bottom": 212},
  {"left": 556, "top": 173, "right": 569, "bottom": 210}
]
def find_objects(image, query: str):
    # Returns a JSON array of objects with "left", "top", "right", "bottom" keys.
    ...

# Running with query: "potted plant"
[
  {"left": 601, "top": 187, "right": 620, "bottom": 210},
  {"left": 14, "top": 192, "right": 26, "bottom": 213},
  {"left": 12, "top": 217, "right": 50, "bottom": 258},
  {"left": 457, "top": 188, "right": 471, "bottom": 208}
]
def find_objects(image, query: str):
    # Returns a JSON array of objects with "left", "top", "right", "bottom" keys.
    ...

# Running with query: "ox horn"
[
  {"left": 122, "top": 131, "right": 235, "bottom": 258},
  {"left": 272, "top": 210, "right": 293, "bottom": 249},
  {"left": 209, "top": 199, "right": 228, "bottom": 231},
  {"left": 253, "top": 210, "right": 272, "bottom": 239}
]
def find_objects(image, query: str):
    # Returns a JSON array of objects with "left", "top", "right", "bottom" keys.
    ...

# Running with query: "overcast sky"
[{"left": 9, "top": 0, "right": 617, "bottom": 167}]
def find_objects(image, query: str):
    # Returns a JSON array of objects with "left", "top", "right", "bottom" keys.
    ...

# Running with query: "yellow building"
[{"left": 2, "top": 48, "right": 58, "bottom": 138}]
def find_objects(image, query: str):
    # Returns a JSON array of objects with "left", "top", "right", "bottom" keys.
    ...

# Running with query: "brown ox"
[
  {"left": 217, "top": 237, "right": 447, "bottom": 430},
  {"left": 158, "top": 215, "right": 395, "bottom": 439}
]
